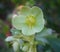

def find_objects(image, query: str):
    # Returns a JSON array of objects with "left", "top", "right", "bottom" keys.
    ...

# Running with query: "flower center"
[{"left": 26, "top": 15, "right": 36, "bottom": 28}]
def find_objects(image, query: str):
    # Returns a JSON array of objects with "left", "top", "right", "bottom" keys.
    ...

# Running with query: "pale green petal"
[
  {"left": 12, "top": 15, "right": 26, "bottom": 30},
  {"left": 22, "top": 25, "right": 36, "bottom": 35},
  {"left": 22, "top": 23, "right": 44, "bottom": 35},
  {"left": 34, "top": 21, "right": 44, "bottom": 33},
  {"left": 20, "top": 6, "right": 30, "bottom": 16},
  {"left": 30, "top": 6, "right": 42, "bottom": 17},
  {"left": 36, "top": 9, "right": 44, "bottom": 24},
  {"left": 34, "top": 10, "right": 45, "bottom": 33}
]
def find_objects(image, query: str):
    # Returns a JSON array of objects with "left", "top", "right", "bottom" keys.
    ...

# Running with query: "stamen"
[{"left": 26, "top": 15, "right": 36, "bottom": 28}]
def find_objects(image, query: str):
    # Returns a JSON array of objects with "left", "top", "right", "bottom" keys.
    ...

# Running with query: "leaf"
[
  {"left": 36, "top": 28, "right": 52, "bottom": 38},
  {"left": 47, "top": 38, "right": 60, "bottom": 52},
  {"left": 37, "top": 45, "right": 44, "bottom": 52},
  {"left": 37, "top": 38, "right": 48, "bottom": 45},
  {"left": 35, "top": 28, "right": 53, "bottom": 45},
  {"left": 11, "top": 28, "right": 21, "bottom": 36}
]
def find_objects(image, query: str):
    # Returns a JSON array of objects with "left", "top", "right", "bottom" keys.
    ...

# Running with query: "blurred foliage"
[
  {"left": 47, "top": 38, "right": 60, "bottom": 52},
  {"left": 0, "top": 20, "right": 10, "bottom": 35},
  {"left": 36, "top": 28, "right": 60, "bottom": 52},
  {"left": 0, "top": 19, "right": 10, "bottom": 52},
  {"left": 11, "top": 0, "right": 35, "bottom": 6}
]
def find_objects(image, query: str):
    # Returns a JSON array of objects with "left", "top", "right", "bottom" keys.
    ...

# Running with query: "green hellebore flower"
[{"left": 12, "top": 6, "right": 45, "bottom": 36}]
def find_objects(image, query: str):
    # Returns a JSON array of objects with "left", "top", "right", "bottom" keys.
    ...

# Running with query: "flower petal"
[
  {"left": 22, "top": 25, "right": 36, "bottom": 35},
  {"left": 34, "top": 9, "right": 45, "bottom": 33},
  {"left": 30, "top": 6, "right": 42, "bottom": 16},
  {"left": 34, "top": 20, "right": 44, "bottom": 33},
  {"left": 12, "top": 15, "right": 26, "bottom": 30},
  {"left": 22, "top": 21, "right": 44, "bottom": 35},
  {"left": 20, "top": 6, "right": 30, "bottom": 16}
]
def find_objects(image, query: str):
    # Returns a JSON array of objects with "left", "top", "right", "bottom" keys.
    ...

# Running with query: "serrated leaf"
[
  {"left": 36, "top": 28, "right": 52, "bottom": 38},
  {"left": 35, "top": 28, "right": 53, "bottom": 45}
]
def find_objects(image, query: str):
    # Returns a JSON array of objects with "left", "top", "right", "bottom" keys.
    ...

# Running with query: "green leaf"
[
  {"left": 47, "top": 38, "right": 60, "bottom": 52},
  {"left": 45, "top": 50, "right": 52, "bottom": 52},
  {"left": 35, "top": 28, "right": 58, "bottom": 46},
  {"left": 35, "top": 28, "right": 52, "bottom": 38},
  {"left": 36, "top": 38, "right": 48, "bottom": 45},
  {"left": 35, "top": 28, "right": 53, "bottom": 45},
  {"left": 11, "top": 28, "right": 21, "bottom": 36}
]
